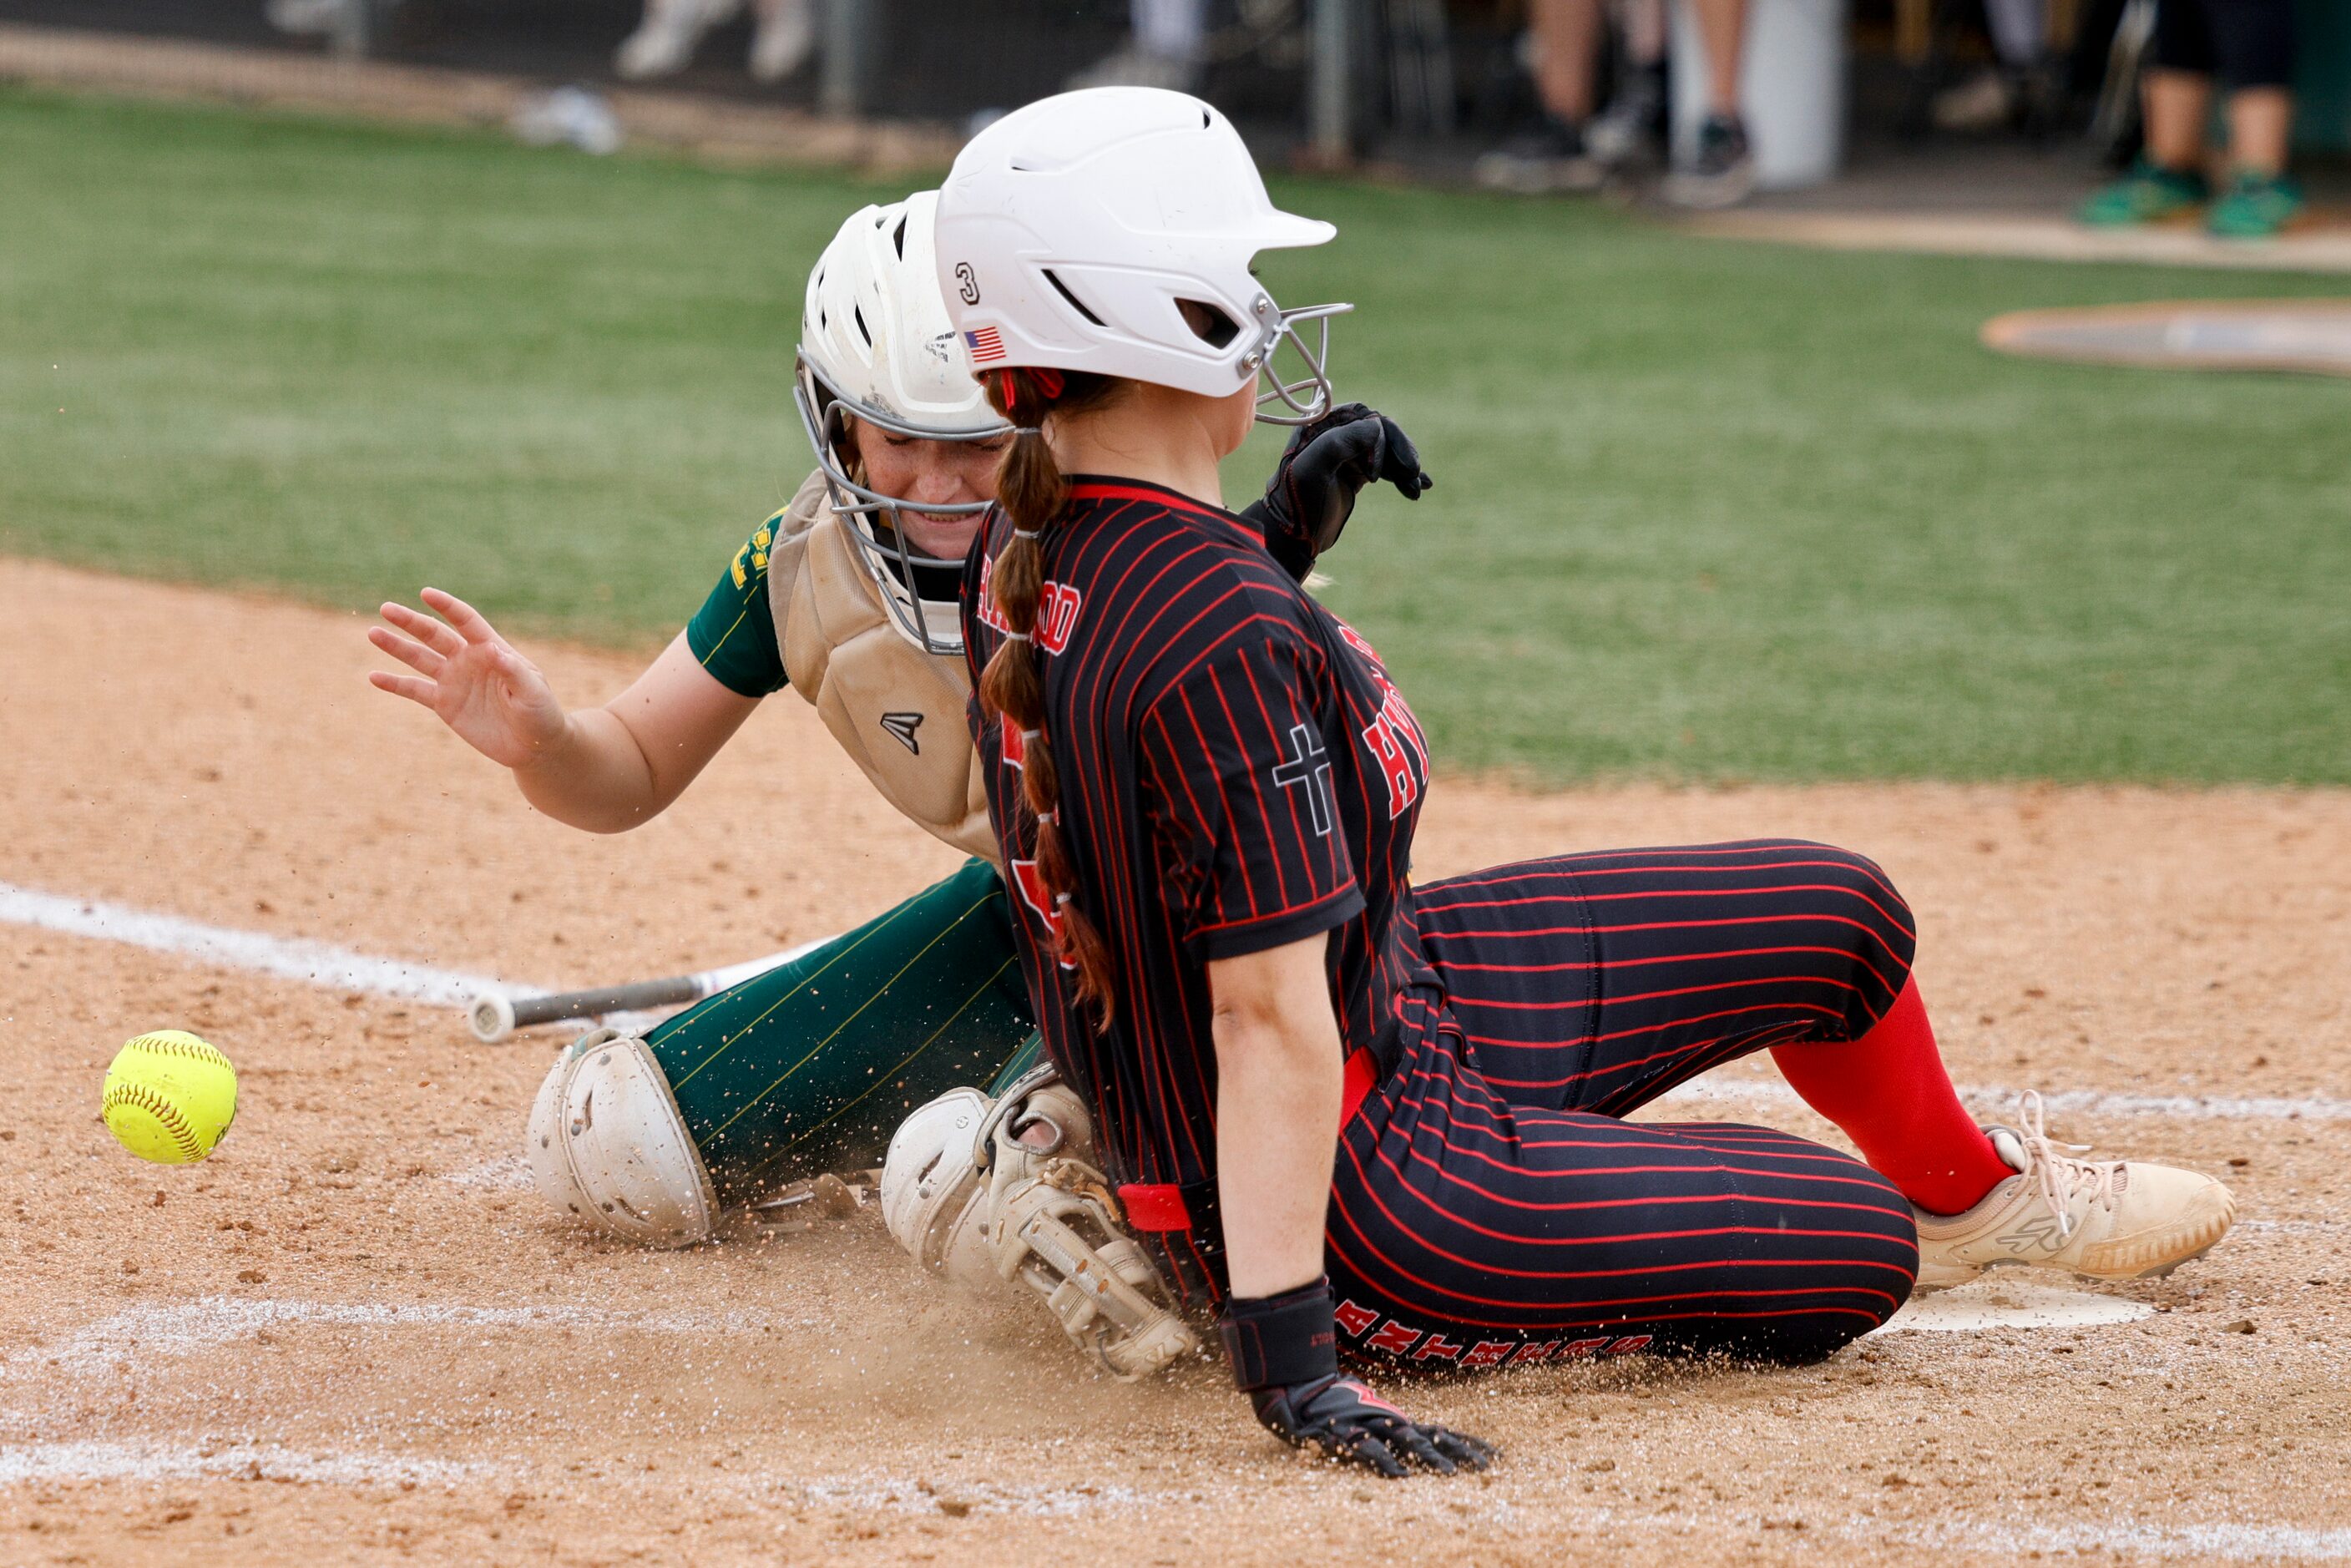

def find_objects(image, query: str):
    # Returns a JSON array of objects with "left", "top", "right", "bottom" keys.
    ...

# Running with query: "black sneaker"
[
  {"left": 1585, "top": 63, "right": 1666, "bottom": 166},
  {"left": 1661, "top": 114, "right": 1757, "bottom": 209},
  {"left": 1474, "top": 115, "right": 1605, "bottom": 195}
]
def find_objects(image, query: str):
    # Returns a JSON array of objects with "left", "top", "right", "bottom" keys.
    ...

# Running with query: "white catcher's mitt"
[{"left": 882, "top": 1068, "right": 1200, "bottom": 1380}]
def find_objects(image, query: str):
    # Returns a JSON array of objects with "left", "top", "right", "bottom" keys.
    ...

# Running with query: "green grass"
[{"left": 4, "top": 87, "right": 2347, "bottom": 783}]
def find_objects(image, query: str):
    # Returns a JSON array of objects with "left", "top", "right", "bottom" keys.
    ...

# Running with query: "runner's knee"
[{"left": 1782, "top": 840, "right": 1917, "bottom": 1028}]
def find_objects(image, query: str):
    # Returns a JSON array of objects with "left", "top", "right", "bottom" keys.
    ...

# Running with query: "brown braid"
[{"left": 978, "top": 365, "right": 1125, "bottom": 1024}]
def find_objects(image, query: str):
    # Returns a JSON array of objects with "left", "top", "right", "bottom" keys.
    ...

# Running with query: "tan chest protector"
[{"left": 766, "top": 473, "right": 997, "bottom": 866}]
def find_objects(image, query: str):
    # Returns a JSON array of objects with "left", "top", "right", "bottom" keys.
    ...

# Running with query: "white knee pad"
[{"left": 525, "top": 1029, "right": 717, "bottom": 1247}]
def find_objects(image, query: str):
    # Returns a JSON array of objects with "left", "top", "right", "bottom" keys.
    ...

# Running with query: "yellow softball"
[{"left": 102, "top": 1031, "right": 238, "bottom": 1165}]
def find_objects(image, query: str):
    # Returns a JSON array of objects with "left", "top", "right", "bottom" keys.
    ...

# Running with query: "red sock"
[{"left": 1769, "top": 979, "right": 2012, "bottom": 1216}]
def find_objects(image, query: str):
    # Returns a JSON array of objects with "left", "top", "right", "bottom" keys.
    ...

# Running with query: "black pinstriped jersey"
[{"left": 960, "top": 478, "right": 1444, "bottom": 1297}]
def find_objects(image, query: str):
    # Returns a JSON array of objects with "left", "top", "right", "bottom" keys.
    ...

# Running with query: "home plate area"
[{"left": 2, "top": 564, "right": 2347, "bottom": 1564}]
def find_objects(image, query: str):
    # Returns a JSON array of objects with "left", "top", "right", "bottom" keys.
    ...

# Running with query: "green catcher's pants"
[{"left": 645, "top": 857, "right": 1039, "bottom": 1205}]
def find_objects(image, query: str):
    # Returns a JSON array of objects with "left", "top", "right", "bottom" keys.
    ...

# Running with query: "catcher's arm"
[
  {"left": 371, "top": 593, "right": 756, "bottom": 834},
  {"left": 1208, "top": 936, "right": 1494, "bottom": 1479}
]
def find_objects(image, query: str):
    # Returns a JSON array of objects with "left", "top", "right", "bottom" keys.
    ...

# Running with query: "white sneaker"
[
  {"left": 1912, "top": 1092, "right": 2235, "bottom": 1292},
  {"left": 1932, "top": 68, "right": 2014, "bottom": 134},
  {"left": 747, "top": 0, "right": 814, "bottom": 83},
  {"left": 265, "top": 0, "right": 345, "bottom": 37},
  {"left": 614, "top": 0, "right": 741, "bottom": 81}
]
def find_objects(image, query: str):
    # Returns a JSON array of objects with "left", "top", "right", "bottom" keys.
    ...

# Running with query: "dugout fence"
[
  {"left": 0, "top": 0, "right": 1528, "bottom": 162},
  {"left": 10, "top": 0, "right": 2335, "bottom": 173}
]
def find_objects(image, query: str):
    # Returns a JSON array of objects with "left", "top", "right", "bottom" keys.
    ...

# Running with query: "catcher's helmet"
[{"left": 795, "top": 190, "right": 1009, "bottom": 656}]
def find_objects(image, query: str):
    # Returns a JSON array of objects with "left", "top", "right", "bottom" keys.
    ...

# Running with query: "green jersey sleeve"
[{"left": 685, "top": 512, "right": 789, "bottom": 697}]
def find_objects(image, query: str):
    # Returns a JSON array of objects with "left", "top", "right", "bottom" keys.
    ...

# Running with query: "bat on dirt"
[{"left": 468, "top": 938, "right": 830, "bottom": 1043}]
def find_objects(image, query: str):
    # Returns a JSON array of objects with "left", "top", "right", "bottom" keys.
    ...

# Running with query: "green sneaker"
[
  {"left": 2077, "top": 159, "right": 2208, "bottom": 226},
  {"left": 2207, "top": 170, "right": 2305, "bottom": 239}
]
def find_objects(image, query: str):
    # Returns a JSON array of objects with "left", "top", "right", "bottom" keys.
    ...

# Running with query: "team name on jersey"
[
  {"left": 976, "top": 553, "right": 1083, "bottom": 653},
  {"left": 1009, "top": 855, "right": 1079, "bottom": 970},
  {"left": 1009, "top": 857, "right": 1061, "bottom": 941},
  {"left": 1334, "top": 618, "right": 1429, "bottom": 819},
  {"left": 1334, "top": 1297, "right": 1651, "bottom": 1368}
]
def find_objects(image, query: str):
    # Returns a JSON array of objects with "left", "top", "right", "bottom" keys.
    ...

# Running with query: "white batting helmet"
[
  {"left": 795, "top": 190, "right": 1009, "bottom": 655},
  {"left": 933, "top": 87, "right": 1348, "bottom": 424}
]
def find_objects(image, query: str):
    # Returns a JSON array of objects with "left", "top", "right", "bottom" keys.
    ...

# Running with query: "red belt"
[{"left": 1117, "top": 1050, "right": 1381, "bottom": 1234}]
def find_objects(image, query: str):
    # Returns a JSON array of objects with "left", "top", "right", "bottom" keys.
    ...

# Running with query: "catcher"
[{"left": 367, "top": 191, "right": 1429, "bottom": 1267}]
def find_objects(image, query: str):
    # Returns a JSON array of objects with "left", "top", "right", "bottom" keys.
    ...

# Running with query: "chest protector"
[{"left": 766, "top": 473, "right": 996, "bottom": 865}]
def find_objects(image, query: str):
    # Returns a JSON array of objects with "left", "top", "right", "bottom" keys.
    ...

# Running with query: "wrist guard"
[{"left": 1219, "top": 1276, "right": 1340, "bottom": 1391}]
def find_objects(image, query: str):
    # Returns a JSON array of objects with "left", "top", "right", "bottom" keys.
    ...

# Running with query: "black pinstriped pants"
[{"left": 1324, "top": 841, "right": 1923, "bottom": 1372}]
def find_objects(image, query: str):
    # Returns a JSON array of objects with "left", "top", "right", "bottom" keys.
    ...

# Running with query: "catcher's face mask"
[{"left": 795, "top": 354, "right": 1010, "bottom": 658}]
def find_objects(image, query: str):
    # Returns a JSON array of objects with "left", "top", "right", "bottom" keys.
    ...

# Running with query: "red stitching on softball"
[
  {"left": 105, "top": 1083, "right": 204, "bottom": 1161},
  {"left": 129, "top": 1034, "right": 233, "bottom": 1070}
]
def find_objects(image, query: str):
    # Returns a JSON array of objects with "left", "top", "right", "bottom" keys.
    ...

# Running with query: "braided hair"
[{"left": 978, "top": 364, "right": 1124, "bottom": 1024}]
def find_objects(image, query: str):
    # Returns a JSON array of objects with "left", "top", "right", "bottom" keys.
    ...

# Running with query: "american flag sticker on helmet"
[{"left": 964, "top": 326, "right": 1006, "bottom": 363}]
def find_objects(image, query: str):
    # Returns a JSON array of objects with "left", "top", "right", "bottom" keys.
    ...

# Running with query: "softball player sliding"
[
  {"left": 367, "top": 190, "right": 1425, "bottom": 1244},
  {"left": 925, "top": 88, "right": 2238, "bottom": 1476}
]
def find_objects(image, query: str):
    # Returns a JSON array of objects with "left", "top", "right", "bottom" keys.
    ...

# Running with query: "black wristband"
[{"left": 1219, "top": 1276, "right": 1339, "bottom": 1392}]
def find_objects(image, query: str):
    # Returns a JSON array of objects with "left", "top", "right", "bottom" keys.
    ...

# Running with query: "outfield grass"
[{"left": 4, "top": 88, "right": 2345, "bottom": 783}]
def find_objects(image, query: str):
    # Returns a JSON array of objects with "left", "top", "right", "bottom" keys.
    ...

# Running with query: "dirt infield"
[{"left": 3, "top": 555, "right": 2347, "bottom": 1565}]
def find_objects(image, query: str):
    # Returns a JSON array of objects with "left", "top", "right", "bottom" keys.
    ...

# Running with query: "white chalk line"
[
  {"left": 8, "top": 877, "right": 2348, "bottom": 1124},
  {"left": 795, "top": 1472, "right": 1147, "bottom": 1519},
  {"left": 2, "top": 1445, "right": 2339, "bottom": 1555},
  {"left": 1499, "top": 1504, "right": 2351, "bottom": 1563},
  {"left": 0, "top": 1440, "right": 1140, "bottom": 1515},
  {"left": 1652, "top": 1075, "right": 2351, "bottom": 1125},
  {"left": 0, "top": 879, "right": 518, "bottom": 1009},
  {"left": 0, "top": 1439, "right": 486, "bottom": 1490},
  {"left": 1893, "top": 1517, "right": 2351, "bottom": 1562},
  {"left": 2240, "top": 1218, "right": 2351, "bottom": 1236},
  {"left": 8, "top": 1297, "right": 821, "bottom": 1378}
]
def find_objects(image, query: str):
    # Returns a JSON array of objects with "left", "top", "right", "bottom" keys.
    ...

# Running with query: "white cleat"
[
  {"left": 747, "top": 0, "right": 815, "bottom": 83},
  {"left": 1912, "top": 1092, "right": 2236, "bottom": 1292},
  {"left": 265, "top": 0, "right": 345, "bottom": 36},
  {"left": 614, "top": 0, "right": 741, "bottom": 81}
]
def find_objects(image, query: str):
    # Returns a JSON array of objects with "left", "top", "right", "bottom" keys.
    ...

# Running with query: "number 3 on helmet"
[{"left": 933, "top": 87, "right": 1351, "bottom": 426}]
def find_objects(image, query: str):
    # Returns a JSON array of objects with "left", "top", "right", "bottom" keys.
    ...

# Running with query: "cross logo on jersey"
[{"left": 1272, "top": 723, "right": 1335, "bottom": 837}]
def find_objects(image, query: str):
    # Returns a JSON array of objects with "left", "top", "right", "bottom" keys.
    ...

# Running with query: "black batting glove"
[
  {"left": 1250, "top": 1372, "right": 1497, "bottom": 1479},
  {"left": 1239, "top": 402, "right": 1433, "bottom": 583},
  {"left": 1221, "top": 1277, "right": 1495, "bottom": 1480}
]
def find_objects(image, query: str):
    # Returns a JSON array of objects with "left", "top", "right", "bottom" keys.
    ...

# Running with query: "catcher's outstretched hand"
[
  {"left": 368, "top": 588, "right": 569, "bottom": 771},
  {"left": 1249, "top": 1373, "right": 1495, "bottom": 1479},
  {"left": 1243, "top": 402, "right": 1433, "bottom": 581}
]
